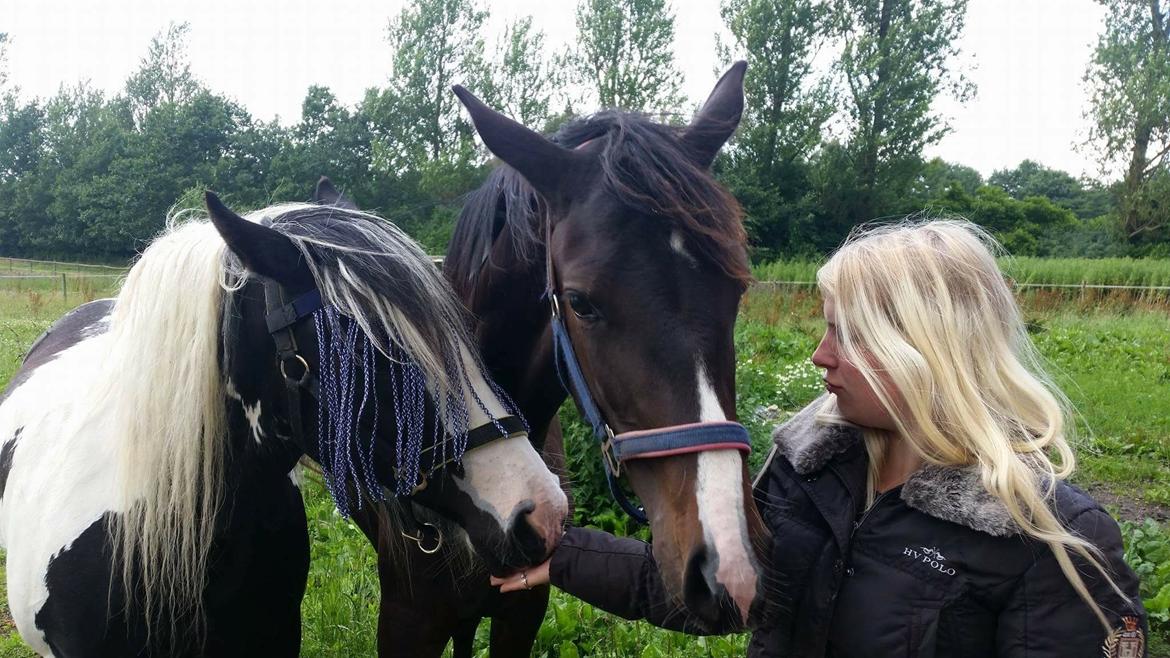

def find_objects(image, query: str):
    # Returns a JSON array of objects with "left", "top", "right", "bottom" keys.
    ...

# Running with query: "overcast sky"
[{"left": 7, "top": 0, "right": 1109, "bottom": 179}]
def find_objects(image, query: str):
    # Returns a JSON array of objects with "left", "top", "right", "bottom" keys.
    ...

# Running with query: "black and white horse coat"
[{"left": 0, "top": 199, "right": 566, "bottom": 656}]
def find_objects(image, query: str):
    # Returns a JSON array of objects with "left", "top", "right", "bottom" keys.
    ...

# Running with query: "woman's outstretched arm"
[{"left": 494, "top": 526, "right": 729, "bottom": 634}]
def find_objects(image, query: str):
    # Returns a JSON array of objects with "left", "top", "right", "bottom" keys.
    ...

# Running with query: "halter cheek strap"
[
  {"left": 264, "top": 281, "right": 325, "bottom": 448},
  {"left": 544, "top": 220, "right": 751, "bottom": 525}
]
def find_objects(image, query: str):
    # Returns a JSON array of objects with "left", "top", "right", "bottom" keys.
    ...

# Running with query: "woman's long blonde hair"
[{"left": 815, "top": 218, "right": 1120, "bottom": 628}]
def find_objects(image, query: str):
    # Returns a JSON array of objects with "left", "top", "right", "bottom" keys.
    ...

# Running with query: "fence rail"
[
  {"left": 0, "top": 274, "right": 123, "bottom": 280},
  {"left": 2, "top": 256, "right": 1168, "bottom": 300},
  {"left": 755, "top": 280, "right": 1170, "bottom": 292},
  {"left": 0, "top": 256, "right": 125, "bottom": 273}
]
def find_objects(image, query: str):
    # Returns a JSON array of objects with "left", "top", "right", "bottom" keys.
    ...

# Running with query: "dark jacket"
[{"left": 550, "top": 401, "right": 1149, "bottom": 657}]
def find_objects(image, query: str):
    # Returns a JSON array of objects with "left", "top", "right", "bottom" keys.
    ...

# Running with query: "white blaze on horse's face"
[
  {"left": 694, "top": 361, "right": 761, "bottom": 626},
  {"left": 452, "top": 349, "right": 567, "bottom": 556},
  {"left": 670, "top": 230, "right": 697, "bottom": 266}
]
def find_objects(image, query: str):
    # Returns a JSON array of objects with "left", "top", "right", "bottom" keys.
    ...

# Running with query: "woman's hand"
[{"left": 490, "top": 558, "right": 551, "bottom": 593}]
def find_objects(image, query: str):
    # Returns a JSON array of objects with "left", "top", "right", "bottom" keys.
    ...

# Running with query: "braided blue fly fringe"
[{"left": 313, "top": 306, "right": 524, "bottom": 516}]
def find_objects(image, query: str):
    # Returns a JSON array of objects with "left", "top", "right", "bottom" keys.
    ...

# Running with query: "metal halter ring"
[
  {"left": 279, "top": 354, "right": 311, "bottom": 386},
  {"left": 402, "top": 522, "right": 443, "bottom": 554},
  {"left": 521, "top": 571, "right": 532, "bottom": 590}
]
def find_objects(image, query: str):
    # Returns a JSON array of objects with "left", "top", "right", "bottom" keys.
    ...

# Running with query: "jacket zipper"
[{"left": 851, "top": 487, "right": 897, "bottom": 540}]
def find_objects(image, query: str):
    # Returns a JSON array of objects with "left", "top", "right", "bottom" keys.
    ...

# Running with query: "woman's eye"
[{"left": 565, "top": 291, "right": 598, "bottom": 320}]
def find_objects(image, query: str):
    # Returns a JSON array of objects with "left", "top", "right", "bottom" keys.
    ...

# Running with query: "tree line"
[{"left": 0, "top": 0, "right": 1165, "bottom": 262}]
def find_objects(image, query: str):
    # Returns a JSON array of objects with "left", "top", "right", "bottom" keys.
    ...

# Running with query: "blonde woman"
[{"left": 493, "top": 219, "right": 1147, "bottom": 657}]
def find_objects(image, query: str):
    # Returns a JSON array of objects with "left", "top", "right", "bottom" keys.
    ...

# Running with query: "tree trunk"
[
  {"left": 857, "top": 0, "right": 895, "bottom": 223},
  {"left": 1122, "top": 0, "right": 1168, "bottom": 237}
]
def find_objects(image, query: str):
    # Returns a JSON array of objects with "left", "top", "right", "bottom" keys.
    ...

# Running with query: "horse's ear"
[
  {"left": 312, "top": 176, "right": 358, "bottom": 210},
  {"left": 682, "top": 60, "right": 747, "bottom": 168},
  {"left": 205, "top": 192, "right": 315, "bottom": 291},
  {"left": 452, "top": 85, "right": 584, "bottom": 205}
]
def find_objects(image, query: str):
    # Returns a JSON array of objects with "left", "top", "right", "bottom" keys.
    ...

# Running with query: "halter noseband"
[
  {"left": 261, "top": 278, "right": 525, "bottom": 494},
  {"left": 544, "top": 216, "right": 750, "bottom": 525}
]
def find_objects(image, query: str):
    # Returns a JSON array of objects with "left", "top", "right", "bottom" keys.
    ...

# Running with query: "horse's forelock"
[
  {"left": 450, "top": 112, "right": 750, "bottom": 293},
  {"left": 587, "top": 113, "right": 750, "bottom": 286}
]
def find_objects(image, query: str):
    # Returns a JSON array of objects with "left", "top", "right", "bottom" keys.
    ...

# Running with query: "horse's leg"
[
  {"left": 488, "top": 585, "right": 550, "bottom": 657},
  {"left": 373, "top": 565, "right": 462, "bottom": 658},
  {"left": 350, "top": 498, "right": 467, "bottom": 658},
  {"left": 450, "top": 617, "right": 479, "bottom": 658},
  {"left": 376, "top": 609, "right": 454, "bottom": 658}
]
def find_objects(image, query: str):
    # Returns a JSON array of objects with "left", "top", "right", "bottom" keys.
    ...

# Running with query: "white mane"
[{"left": 100, "top": 218, "right": 229, "bottom": 634}]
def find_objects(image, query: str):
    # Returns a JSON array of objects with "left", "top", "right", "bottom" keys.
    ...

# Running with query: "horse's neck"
[
  {"left": 221, "top": 390, "right": 305, "bottom": 481},
  {"left": 463, "top": 243, "right": 566, "bottom": 444}
]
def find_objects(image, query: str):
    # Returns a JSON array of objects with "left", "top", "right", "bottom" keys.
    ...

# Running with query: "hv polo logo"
[{"left": 902, "top": 545, "right": 957, "bottom": 576}]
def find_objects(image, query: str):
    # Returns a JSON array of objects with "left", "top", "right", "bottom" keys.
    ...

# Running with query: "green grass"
[
  {"left": 755, "top": 256, "right": 1170, "bottom": 288},
  {"left": 1005, "top": 257, "right": 1170, "bottom": 287},
  {"left": 0, "top": 551, "right": 36, "bottom": 658},
  {"left": 1030, "top": 313, "right": 1170, "bottom": 501},
  {"left": 0, "top": 282, "right": 1167, "bottom": 656},
  {"left": 300, "top": 476, "right": 381, "bottom": 657}
]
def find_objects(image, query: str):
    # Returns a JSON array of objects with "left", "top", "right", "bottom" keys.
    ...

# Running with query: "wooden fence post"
[{"left": 61, "top": 273, "right": 67, "bottom": 302}]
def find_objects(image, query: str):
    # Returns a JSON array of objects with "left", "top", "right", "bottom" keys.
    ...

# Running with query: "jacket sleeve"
[
  {"left": 549, "top": 526, "right": 725, "bottom": 634},
  {"left": 996, "top": 507, "right": 1149, "bottom": 658}
]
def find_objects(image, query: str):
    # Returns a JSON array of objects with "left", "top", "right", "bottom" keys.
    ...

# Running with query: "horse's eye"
[{"left": 565, "top": 290, "right": 599, "bottom": 320}]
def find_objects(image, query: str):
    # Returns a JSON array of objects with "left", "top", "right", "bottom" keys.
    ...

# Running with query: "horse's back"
[
  {"left": 0, "top": 300, "right": 124, "bottom": 655},
  {"left": 2, "top": 299, "right": 114, "bottom": 403}
]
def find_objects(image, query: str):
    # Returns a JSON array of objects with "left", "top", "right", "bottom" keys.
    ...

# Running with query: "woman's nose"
[{"left": 811, "top": 335, "right": 836, "bottom": 369}]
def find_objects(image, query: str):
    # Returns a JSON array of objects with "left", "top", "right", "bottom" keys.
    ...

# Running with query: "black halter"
[{"left": 261, "top": 278, "right": 526, "bottom": 492}]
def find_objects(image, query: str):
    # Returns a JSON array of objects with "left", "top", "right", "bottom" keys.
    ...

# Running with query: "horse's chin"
[{"left": 471, "top": 539, "right": 549, "bottom": 578}]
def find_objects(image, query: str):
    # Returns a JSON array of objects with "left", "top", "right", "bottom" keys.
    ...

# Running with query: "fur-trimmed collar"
[{"left": 771, "top": 397, "right": 1019, "bottom": 537}]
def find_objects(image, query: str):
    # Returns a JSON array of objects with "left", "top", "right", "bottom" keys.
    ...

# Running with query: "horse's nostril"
[
  {"left": 682, "top": 546, "right": 729, "bottom": 629},
  {"left": 684, "top": 547, "right": 714, "bottom": 598},
  {"left": 509, "top": 499, "right": 537, "bottom": 524},
  {"left": 504, "top": 499, "right": 549, "bottom": 565}
]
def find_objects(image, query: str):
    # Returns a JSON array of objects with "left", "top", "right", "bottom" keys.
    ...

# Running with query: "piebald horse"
[
  {"left": 0, "top": 196, "right": 567, "bottom": 656},
  {"left": 343, "top": 62, "right": 773, "bottom": 657}
]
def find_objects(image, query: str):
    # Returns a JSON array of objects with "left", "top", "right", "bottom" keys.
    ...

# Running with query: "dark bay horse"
[
  {"left": 349, "top": 61, "right": 773, "bottom": 657},
  {"left": 0, "top": 195, "right": 566, "bottom": 656}
]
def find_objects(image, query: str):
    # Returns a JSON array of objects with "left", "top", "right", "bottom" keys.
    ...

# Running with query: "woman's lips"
[{"left": 824, "top": 380, "right": 844, "bottom": 394}]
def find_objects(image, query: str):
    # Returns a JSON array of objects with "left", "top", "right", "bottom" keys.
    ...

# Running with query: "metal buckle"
[
  {"left": 402, "top": 522, "right": 443, "bottom": 554},
  {"left": 601, "top": 424, "right": 621, "bottom": 477},
  {"left": 550, "top": 292, "right": 562, "bottom": 319}
]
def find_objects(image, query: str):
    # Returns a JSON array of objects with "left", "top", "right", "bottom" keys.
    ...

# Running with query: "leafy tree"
[
  {"left": 989, "top": 159, "right": 1113, "bottom": 220},
  {"left": 366, "top": 0, "right": 490, "bottom": 173},
  {"left": 125, "top": 22, "right": 202, "bottom": 127},
  {"left": 716, "top": 0, "right": 834, "bottom": 257},
  {"left": 0, "top": 32, "right": 10, "bottom": 92},
  {"left": 1084, "top": 0, "right": 1170, "bottom": 242},
  {"left": 831, "top": 0, "right": 974, "bottom": 222},
  {"left": 910, "top": 157, "right": 982, "bottom": 201},
  {"left": 0, "top": 96, "right": 45, "bottom": 254},
  {"left": 571, "top": 0, "right": 685, "bottom": 112},
  {"left": 483, "top": 17, "right": 557, "bottom": 129},
  {"left": 265, "top": 85, "right": 372, "bottom": 205}
]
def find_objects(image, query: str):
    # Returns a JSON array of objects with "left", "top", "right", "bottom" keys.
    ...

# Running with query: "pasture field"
[
  {"left": 0, "top": 275, "right": 1167, "bottom": 656},
  {"left": 755, "top": 256, "right": 1170, "bottom": 289}
]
